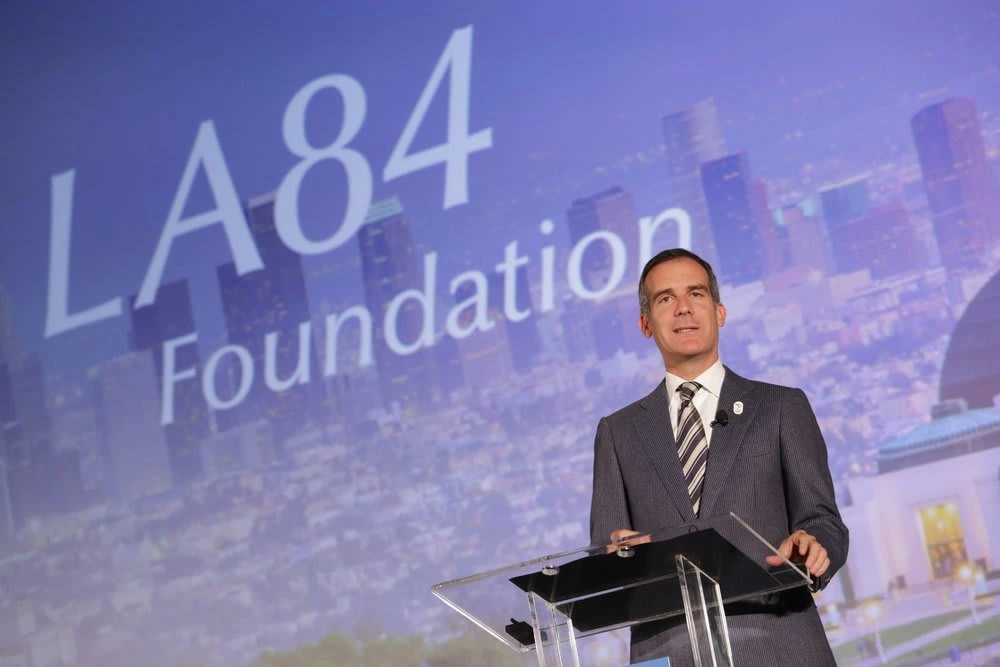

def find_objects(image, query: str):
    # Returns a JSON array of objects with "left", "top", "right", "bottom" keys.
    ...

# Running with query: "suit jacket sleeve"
[
  {"left": 780, "top": 388, "right": 849, "bottom": 586},
  {"left": 589, "top": 416, "right": 632, "bottom": 546}
]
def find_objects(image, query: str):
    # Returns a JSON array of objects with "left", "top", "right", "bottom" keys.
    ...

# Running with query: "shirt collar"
[{"left": 665, "top": 359, "right": 726, "bottom": 399}]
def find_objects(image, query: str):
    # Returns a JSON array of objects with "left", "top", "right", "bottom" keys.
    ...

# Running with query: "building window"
[{"left": 919, "top": 502, "right": 967, "bottom": 579}]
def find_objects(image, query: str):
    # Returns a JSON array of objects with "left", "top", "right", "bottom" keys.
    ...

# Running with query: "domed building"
[
  {"left": 826, "top": 270, "right": 1000, "bottom": 605},
  {"left": 939, "top": 269, "right": 1000, "bottom": 409}
]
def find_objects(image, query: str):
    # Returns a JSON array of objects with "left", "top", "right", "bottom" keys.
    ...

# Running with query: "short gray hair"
[{"left": 638, "top": 248, "right": 721, "bottom": 316}]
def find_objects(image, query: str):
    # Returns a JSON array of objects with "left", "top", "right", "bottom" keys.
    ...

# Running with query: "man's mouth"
[{"left": 673, "top": 326, "right": 699, "bottom": 334}]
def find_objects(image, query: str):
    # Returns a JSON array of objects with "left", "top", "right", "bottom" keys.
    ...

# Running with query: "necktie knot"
[{"left": 677, "top": 381, "right": 701, "bottom": 404}]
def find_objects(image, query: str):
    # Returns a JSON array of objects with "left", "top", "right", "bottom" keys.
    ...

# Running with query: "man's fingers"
[
  {"left": 804, "top": 543, "right": 827, "bottom": 573},
  {"left": 779, "top": 535, "right": 796, "bottom": 558},
  {"left": 607, "top": 529, "right": 648, "bottom": 553},
  {"left": 789, "top": 532, "right": 832, "bottom": 577},
  {"left": 764, "top": 535, "right": 791, "bottom": 563},
  {"left": 765, "top": 531, "right": 830, "bottom": 577},
  {"left": 764, "top": 536, "right": 794, "bottom": 566},
  {"left": 790, "top": 530, "right": 813, "bottom": 554},
  {"left": 610, "top": 529, "right": 639, "bottom": 543}
]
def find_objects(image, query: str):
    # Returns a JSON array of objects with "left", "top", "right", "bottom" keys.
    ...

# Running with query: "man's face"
[{"left": 639, "top": 257, "right": 727, "bottom": 375}]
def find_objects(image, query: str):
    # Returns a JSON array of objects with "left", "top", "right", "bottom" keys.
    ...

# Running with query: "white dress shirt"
[{"left": 666, "top": 359, "right": 726, "bottom": 444}]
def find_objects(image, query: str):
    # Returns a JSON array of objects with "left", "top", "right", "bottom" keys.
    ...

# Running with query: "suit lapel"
[
  {"left": 698, "top": 367, "right": 757, "bottom": 518},
  {"left": 633, "top": 381, "right": 698, "bottom": 522}
]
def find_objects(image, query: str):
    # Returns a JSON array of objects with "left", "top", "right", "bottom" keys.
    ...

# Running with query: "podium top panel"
[{"left": 431, "top": 512, "right": 811, "bottom": 653}]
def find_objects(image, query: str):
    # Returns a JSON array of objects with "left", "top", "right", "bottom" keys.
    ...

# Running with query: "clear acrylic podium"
[{"left": 432, "top": 513, "right": 813, "bottom": 666}]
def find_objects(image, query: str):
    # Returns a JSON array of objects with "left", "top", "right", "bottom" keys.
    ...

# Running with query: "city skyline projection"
[{"left": 1, "top": 3, "right": 1000, "bottom": 666}]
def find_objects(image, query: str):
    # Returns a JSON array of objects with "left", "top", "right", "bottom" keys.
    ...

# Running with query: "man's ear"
[
  {"left": 716, "top": 302, "right": 727, "bottom": 327},
  {"left": 639, "top": 314, "right": 652, "bottom": 338}
]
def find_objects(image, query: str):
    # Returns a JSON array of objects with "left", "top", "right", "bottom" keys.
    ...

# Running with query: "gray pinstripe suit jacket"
[{"left": 589, "top": 367, "right": 848, "bottom": 666}]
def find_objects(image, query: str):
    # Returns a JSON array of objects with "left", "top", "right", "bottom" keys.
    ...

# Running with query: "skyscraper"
[
  {"left": 912, "top": 98, "right": 1000, "bottom": 271},
  {"left": 129, "top": 279, "right": 208, "bottom": 485},
  {"left": 0, "top": 354, "right": 53, "bottom": 471},
  {"left": 837, "top": 202, "right": 924, "bottom": 279},
  {"left": 217, "top": 193, "right": 316, "bottom": 448},
  {"left": 488, "top": 267, "right": 541, "bottom": 372},
  {"left": 92, "top": 351, "right": 172, "bottom": 502},
  {"left": 0, "top": 461, "right": 14, "bottom": 543},
  {"left": 0, "top": 277, "right": 51, "bottom": 468},
  {"left": 752, "top": 178, "right": 783, "bottom": 276},
  {"left": 0, "top": 362, "right": 16, "bottom": 465},
  {"left": 455, "top": 316, "right": 513, "bottom": 390},
  {"left": 662, "top": 99, "right": 728, "bottom": 268},
  {"left": 358, "top": 197, "right": 438, "bottom": 409},
  {"left": 431, "top": 332, "right": 465, "bottom": 398},
  {"left": 590, "top": 294, "right": 628, "bottom": 361},
  {"left": 565, "top": 186, "right": 640, "bottom": 289},
  {"left": 820, "top": 175, "right": 871, "bottom": 274},
  {"left": 775, "top": 199, "right": 836, "bottom": 275},
  {"left": 449, "top": 273, "right": 512, "bottom": 390},
  {"left": 0, "top": 280, "right": 17, "bottom": 470},
  {"left": 559, "top": 295, "right": 597, "bottom": 363},
  {"left": 701, "top": 152, "right": 765, "bottom": 285},
  {"left": 302, "top": 234, "right": 379, "bottom": 426},
  {"left": 0, "top": 281, "right": 79, "bottom": 523},
  {"left": 0, "top": 279, "right": 19, "bottom": 364}
]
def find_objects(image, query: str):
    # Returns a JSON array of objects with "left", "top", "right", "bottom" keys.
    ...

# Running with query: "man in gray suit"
[{"left": 589, "top": 248, "right": 848, "bottom": 666}]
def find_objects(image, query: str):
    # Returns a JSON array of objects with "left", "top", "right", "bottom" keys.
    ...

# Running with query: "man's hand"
[
  {"left": 764, "top": 529, "right": 830, "bottom": 578},
  {"left": 606, "top": 529, "right": 651, "bottom": 553}
]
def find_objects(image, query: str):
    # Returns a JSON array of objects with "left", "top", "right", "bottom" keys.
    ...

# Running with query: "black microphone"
[{"left": 711, "top": 409, "right": 729, "bottom": 427}]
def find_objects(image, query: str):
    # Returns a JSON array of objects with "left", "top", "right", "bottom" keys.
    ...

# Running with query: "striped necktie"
[{"left": 675, "top": 381, "right": 709, "bottom": 516}]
